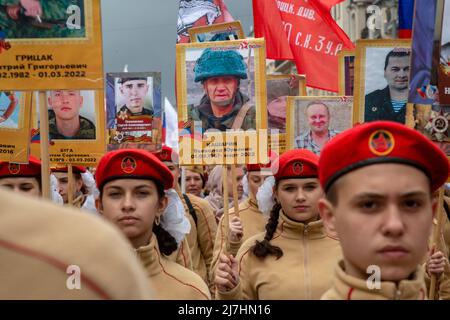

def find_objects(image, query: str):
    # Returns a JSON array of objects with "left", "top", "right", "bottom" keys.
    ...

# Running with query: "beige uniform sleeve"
[
  {"left": 193, "top": 198, "right": 218, "bottom": 289},
  {"left": 216, "top": 241, "right": 257, "bottom": 300}
]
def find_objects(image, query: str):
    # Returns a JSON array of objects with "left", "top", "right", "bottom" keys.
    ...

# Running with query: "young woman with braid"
[{"left": 214, "top": 149, "right": 342, "bottom": 299}]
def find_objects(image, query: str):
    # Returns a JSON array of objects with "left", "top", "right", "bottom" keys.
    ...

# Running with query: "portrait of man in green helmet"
[
  {"left": 186, "top": 48, "right": 256, "bottom": 132},
  {"left": 0, "top": 0, "right": 85, "bottom": 39}
]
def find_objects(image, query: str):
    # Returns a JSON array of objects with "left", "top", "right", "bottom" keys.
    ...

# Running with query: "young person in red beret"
[
  {"left": 155, "top": 145, "right": 217, "bottom": 294},
  {"left": 214, "top": 149, "right": 342, "bottom": 299},
  {"left": 318, "top": 121, "right": 450, "bottom": 300},
  {"left": 0, "top": 156, "right": 42, "bottom": 197},
  {"left": 51, "top": 165, "right": 98, "bottom": 213},
  {"left": 95, "top": 149, "right": 210, "bottom": 299},
  {"left": 210, "top": 152, "right": 277, "bottom": 282}
]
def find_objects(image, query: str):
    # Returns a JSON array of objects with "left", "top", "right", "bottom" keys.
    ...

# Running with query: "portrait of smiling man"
[
  {"left": 295, "top": 101, "right": 339, "bottom": 155},
  {"left": 47, "top": 90, "right": 96, "bottom": 140},
  {"left": 364, "top": 49, "right": 411, "bottom": 123},
  {"left": 186, "top": 48, "right": 256, "bottom": 132}
]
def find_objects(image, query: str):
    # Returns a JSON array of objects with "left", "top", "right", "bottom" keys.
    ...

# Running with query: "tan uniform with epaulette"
[
  {"left": 0, "top": 189, "right": 152, "bottom": 299},
  {"left": 181, "top": 194, "right": 217, "bottom": 292},
  {"left": 217, "top": 211, "right": 341, "bottom": 300},
  {"left": 210, "top": 197, "right": 267, "bottom": 282},
  {"left": 322, "top": 261, "right": 427, "bottom": 300},
  {"left": 136, "top": 233, "right": 211, "bottom": 300}
]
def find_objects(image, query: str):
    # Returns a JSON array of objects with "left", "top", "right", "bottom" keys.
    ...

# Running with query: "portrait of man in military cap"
[
  {"left": 185, "top": 47, "right": 256, "bottom": 132},
  {"left": 105, "top": 72, "right": 162, "bottom": 152},
  {"left": 47, "top": 89, "right": 96, "bottom": 140},
  {"left": 0, "top": 0, "right": 86, "bottom": 39},
  {"left": 354, "top": 41, "right": 412, "bottom": 124}
]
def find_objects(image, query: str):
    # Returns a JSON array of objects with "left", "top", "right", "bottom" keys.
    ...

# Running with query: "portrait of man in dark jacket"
[{"left": 364, "top": 49, "right": 411, "bottom": 123}]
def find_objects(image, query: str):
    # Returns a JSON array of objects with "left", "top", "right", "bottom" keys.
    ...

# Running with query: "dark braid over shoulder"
[
  {"left": 251, "top": 202, "right": 283, "bottom": 259},
  {"left": 153, "top": 223, "right": 178, "bottom": 256}
]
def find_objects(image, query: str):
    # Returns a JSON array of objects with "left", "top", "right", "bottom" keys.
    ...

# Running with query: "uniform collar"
[
  {"left": 135, "top": 234, "right": 161, "bottom": 277},
  {"left": 276, "top": 210, "right": 326, "bottom": 240},
  {"left": 332, "top": 260, "right": 426, "bottom": 300}
]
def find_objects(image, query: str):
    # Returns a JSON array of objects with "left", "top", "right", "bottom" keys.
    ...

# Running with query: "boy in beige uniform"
[
  {"left": 319, "top": 121, "right": 449, "bottom": 300},
  {"left": 0, "top": 189, "right": 152, "bottom": 299}
]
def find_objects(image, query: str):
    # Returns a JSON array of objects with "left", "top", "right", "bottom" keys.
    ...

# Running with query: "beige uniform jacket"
[
  {"left": 211, "top": 198, "right": 267, "bottom": 279},
  {"left": 136, "top": 234, "right": 211, "bottom": 300},
  {"left": 322, "top": 260, "right": 427, "bottom": 300},
  {"left": 0, "top": 189, "right": 152, "bottom": 299},
  {"left": 217, "top": 211, "right": 341, "bottom": 300},
  {"left": 181, "top": 194, "right": 217, "bottom": 289}
]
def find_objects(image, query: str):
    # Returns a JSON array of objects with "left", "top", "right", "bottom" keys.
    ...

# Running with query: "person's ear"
[
  {"left": 431, "top": 194, "right": 439, "bottom": 219},
  {"left": 48, "top": 97, "right": 52, "bottom": 108},
  {"left": 157, "top": 195, "right": 169, "bottom": 218},
  {"left": 95, "top": 198, "right": 103, "bottom": 215},
  {"left": 79, "top": 95, "right": 84, "bottom": 107},
  {"left": 318, "top": 198, "right": 338, "bottom": 239}
]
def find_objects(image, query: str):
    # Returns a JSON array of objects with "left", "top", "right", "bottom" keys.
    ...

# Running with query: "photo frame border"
[
  {"left": 353, "top": 39, "right": 412, "bottom": 124},
  {"left": 175, "top": 38, "right": 268, "bottom": 165},
  {"left": 337, "top": 49, "right": 355, "bottom": 96},
  {"left": 0, "top": 92, "right": 32, "bottom": 163}
]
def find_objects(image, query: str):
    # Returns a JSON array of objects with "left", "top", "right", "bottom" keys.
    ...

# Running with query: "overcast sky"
[{"left": 101, "top": 0, "right": 254, "bottom": 105}]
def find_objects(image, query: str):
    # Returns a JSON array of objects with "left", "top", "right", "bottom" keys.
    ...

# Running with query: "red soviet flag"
[
  {"left": 253, "top": 0, "right": 355, "bottom": 92},
  {"left": 177, "top": 0, "right": 234, "bottom": 43}
]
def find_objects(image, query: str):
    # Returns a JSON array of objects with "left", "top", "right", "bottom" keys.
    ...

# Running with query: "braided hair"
[{"left": 251, "top": 201, "right": 283, "bottom": 259}]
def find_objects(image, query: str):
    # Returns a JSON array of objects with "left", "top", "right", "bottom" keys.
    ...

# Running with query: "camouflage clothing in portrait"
[
  {"left": 0, "top": 0, "right": 85, "bottom": 39},
  {"left": 186, "top": 91, "right": 256, "bottom": 132},
  {"left": 48, "top": 109, "right": 95, "bottom": 140}
]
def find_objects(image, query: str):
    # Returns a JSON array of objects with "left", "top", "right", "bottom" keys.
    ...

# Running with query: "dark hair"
[
  {"left": 325, "top": 180, "right": 339, "bottom": 206},
  {"left": 74, "top": 173, "right": 88, "bottom": 195},
  {"left": 153, "top": 224, "right": 178, "bottom": 256},
  {"left": 99, "top": 178, "right": 178, "bottom": 254},
  {"left": 251, "top": 202, "right": 283, "bottom": 259},
  {"left": 384, "top": 49, "right": 410, "bottom": 70}
]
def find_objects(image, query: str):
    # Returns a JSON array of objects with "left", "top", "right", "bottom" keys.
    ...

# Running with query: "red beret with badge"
[
  {"left": 319, "top": 121, "right": 450, "bottom": 192},
  {"left": 272, "top": 149, "right": 319, "bottom": 180},
  {"left": 154, "top": 145, "right": 179, "bottom": 164},
  {"left": 51, "top": 165, "right": 87, "bottom": 174},
  {"left": 95, "top": 149, "right": 174, "bottom": 190},
  {"left": 0, "top": 156, "right": 41, "bottom": 178}
]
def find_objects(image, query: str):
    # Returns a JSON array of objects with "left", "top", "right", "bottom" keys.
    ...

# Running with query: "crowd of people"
[{"left": 1, "top": 120, "right": 450, "bottom": 300}]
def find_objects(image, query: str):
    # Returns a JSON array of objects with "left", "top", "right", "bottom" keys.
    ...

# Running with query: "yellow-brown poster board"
[
  {"left": 0, "top": 91, "right": 32, "bottom": 162},
  {"left": 30, "top": 89, "right": 106, "bottom": 165},
  {"left": 0, "top": 0, "right": 103, "bottom": 91},
  {"left": 176, "top": 38, "right": 268, "bottom": 165},
  {"left": 267, "top": 74, "right": 306, "bottom": 155},
  {"left": 337, "top": 50, "right": 355, "bottom": 96}
]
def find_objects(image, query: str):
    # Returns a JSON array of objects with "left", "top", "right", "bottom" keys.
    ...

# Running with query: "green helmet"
[{"left": 194, "top": 49, "right": 248, "bottom": 82}]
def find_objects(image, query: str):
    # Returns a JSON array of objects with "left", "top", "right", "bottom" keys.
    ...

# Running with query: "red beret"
[
  {"left": 319, "top": 121, "right": 450, "bottom": 192},
  {"left": 0, "top": 156, "right": 41, "bottom": 178},
  {"left": 95, "top": 149, "right": 174, "bottom": 190},
  {"left": 246, "top": 150, "right": 279, "bottom": 172},
  {"left": 51, "top": 165, "right": 87, "bottom": 174},
  {"left": 272, "top": 149, "right": 319, "bottom": 180},
  {"left": 154, "top": 145, "right": 179, "bottom": 164}
]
